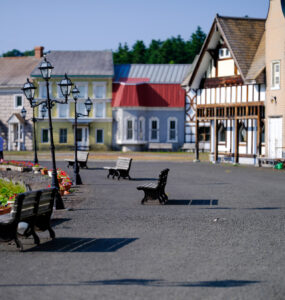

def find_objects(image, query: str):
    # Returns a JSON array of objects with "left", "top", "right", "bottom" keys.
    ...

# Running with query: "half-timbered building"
[{"left": 183, "top": 15, "right": 266, "bottom": 164}]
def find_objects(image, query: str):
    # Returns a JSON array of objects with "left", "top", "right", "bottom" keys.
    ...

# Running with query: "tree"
[
  {"left": 113, "top": 43, "right": 132, "bottom": 64},
  {"left": 2, "top": 48, "right": 35, "bottom": 57},
  {"left": 185, "top": 26, "right": 206, "bottom": 63},
  {"left": 132, "top": 40, "right": 147, "bottom": 63}
]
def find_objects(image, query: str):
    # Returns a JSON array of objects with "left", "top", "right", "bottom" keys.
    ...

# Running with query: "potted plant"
[
  {"left": 32, "top": 164, "right": 41, "bottom": 174},
  {"left": 41, "top": 167, "right": 48, "bottom": 175}
]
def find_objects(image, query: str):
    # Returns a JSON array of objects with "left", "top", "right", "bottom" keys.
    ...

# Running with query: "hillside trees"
[{"left": 114, "top": 26, "right": 206, "bottom": 64}]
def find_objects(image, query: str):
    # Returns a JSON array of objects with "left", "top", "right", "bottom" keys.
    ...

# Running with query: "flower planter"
[
  {"left": 33, "top": 167, "right": 41, "bottom": 174},
  {"left": 0, "top": 206, "right": 11, "bottom": 215},
  {"left": 41, "top": 169, "right": 48, "bottom": 175},
  {"left": 64, "top": 190, "right": 70, "bottom": 195},
  {"left": 59, "top": 190, "right": 64, "bottom": 196}
]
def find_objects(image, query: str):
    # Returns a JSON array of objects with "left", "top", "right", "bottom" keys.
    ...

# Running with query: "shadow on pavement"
[
  {"left": 190, "top": 199, "right": 219, "bottom": 206},
  {"left": 0, "top": 279, "right": 260, "bottom": 288},
  {"left": 27, "top": 237, "right": 138, "bottom": 252},
  {"left": 132, "top": 178, "right": 158, "bottom": 181}
]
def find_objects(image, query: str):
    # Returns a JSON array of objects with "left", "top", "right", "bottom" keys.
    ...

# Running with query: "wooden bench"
[
  {"left": 137, "top": 168, "right": 169, "bottom": 204},
  {"left": 103, "top": 157, "right": 132, "bottom": 180},
  {"left": 0, "top": 188, "right": 56, "bottom": 251},
  {"left": 148, "top": 143, "right": 173, "bottom": 151},
  {"left": 65, "top": 151, "right": 89, "bottom": 169}
]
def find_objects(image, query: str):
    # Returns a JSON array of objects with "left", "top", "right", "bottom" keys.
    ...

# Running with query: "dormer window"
[{"left": 219, "top": 48, "right": 231, "bottom": 59}]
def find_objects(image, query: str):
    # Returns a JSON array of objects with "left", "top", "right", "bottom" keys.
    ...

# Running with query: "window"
[
  {"left": 168, "top": 118, "right": 177, "bottom": 142},
  {"left": 58, "top": 103, "right": 69, "bottom": 118},
  {"left": 199, "top": 127, "right": 210, "bottom": 142},
  {"left": 127, "top": 119, "right": 133, "bottom": 140},
  {"left": 39, "top": 82, "right": 52, "bottom": 99},
  {"left": 59, "top": 129, "right": 67, "bottom": 143},
  {"left": 41, "top": 129, "right": 49, "bottom": 143},
  {"left": 218, "top": 123, "right": 226, "bottom": 142},
  {"left": 94, "top": 83, "right": 106, "bottom": 99},
  {"left": 239, "top": 123, "right": 247, "bottom": 143},
  {"left": 96, "top": 129, "right": 104, "bottom": 144},
  {"left": 138, "top": 117, "right": 145, "bottom": 141},
  {"left": 150, "top": 118, "right": 159, "bottom": 141},
  {"left": 77, "top": 101, "right": 88, "bottom": 117},
  {"left": 14, "top": 95, "right": 23, "bottom": 108},
  {"left": 95, "top": 102, "right": 105, "bottom": 118},
  {"left": 261, "top": 121, "right": 265, "bottom": 143},
  {"left": 219, "top": 48, "right": 231, "bottom": 59},
  {"left": 272, "top": 61, "right": 280, "bottom": 89},
  {"left": 76, "top": 84, "right": 88, "bottom": 99}
]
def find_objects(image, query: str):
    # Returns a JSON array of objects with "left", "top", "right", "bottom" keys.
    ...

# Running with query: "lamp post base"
[
  {"left": 55, "top": 191, "right": 65, "bottom": 210},
  {"left": 73, "top": 173, "right": 82, "bottom": 185}
]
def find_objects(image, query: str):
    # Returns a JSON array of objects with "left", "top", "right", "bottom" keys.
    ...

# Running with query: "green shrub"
[{"left": 0, "top": 179, "right": 26, "bottom": 206}]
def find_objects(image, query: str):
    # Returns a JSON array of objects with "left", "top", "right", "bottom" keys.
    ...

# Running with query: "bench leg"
[
  {"left": 14, "top": 236, "right": 23, "bottom": 252},
  {"left": 31, "top": 229, "right": 40, "bottom": 246},
  {"left": 48, "top": 227, "right": 56, "bottom": 239}
]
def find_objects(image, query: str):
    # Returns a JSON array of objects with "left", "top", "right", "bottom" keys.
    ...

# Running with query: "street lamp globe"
[
  {"left": 22, "top": 78, "right": 36, "bottom": 103},
  {"left": 40, "top": 104, "right": 47, "bottom": 119},
  {"left": 21, "top": 107, "right": 27, "bottom": 120},
  {"left": 71, "top": 85, "right": 80, "bottom": 101},
  {"left": 84, "top": 97, "right": 92, "bottom": 115},
  {"left": 39, "top": 57, "right": 54, "bottom": 80},
  {"left": 58, "top": 73, "right": 73, "bottom": 101}
]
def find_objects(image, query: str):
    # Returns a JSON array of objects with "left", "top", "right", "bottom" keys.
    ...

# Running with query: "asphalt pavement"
[{"left": 1, "top": 160, "right": 285, "bottom": 300}]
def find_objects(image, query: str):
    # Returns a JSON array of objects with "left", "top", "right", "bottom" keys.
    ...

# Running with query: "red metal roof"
[
  {"left": 112, "top": 83, "right": 185, "bottom": 108},
  {"left": 118, "top": 77, "right": 150, "bottom": 83}
]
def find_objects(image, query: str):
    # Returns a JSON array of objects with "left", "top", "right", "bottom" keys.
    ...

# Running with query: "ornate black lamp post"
[
  {"left": 71, "top": 85, "right": 92, "bottom": 185},
  {"left": 20, "top": 103, "right": 47, "bottom": 165},
  {"left": 22, "top": 58, "right": 73, "bottom": 209}
]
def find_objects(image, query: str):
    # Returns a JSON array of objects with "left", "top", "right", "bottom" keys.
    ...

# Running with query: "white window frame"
[
  {"left": 95, "top": 128, "right": 104, "bottom": 144},
  {"left": 57, "top": 102, "right": 70, "bottom": 118},
  {"left": 167, "top": 117, "right": 178, "bottom": 143},
  {"left": 138, "top": 117, "right": 145, "bottom": 141},
  {"left": 93, "top": 82, "right": 107, "bottom": 99},
  {"left": 59, "top": 128, "right": 68, "bottom": 144},
  {"left": 77, "top": 100, "right": 90, "bottom": 118},
  {"left": 75, "top": 82, "right": 88, "bottom": 99},
  {"left": 126, "top": 118, "right": 134, "bottom": 141},
  {"left": 41, "top": 128, "right": 49, "bottom": 143},
  {"left": 271, "top": 60, "right": 281, "bottom": 90},
  {"left": 149, "top": 117, "right": 160, "bottom": 142},
  {"left": 219, "top": 48, "right": 231, "bottom": 59},
  {"left": 14, "top": 94, "right": 23, "bottom": 109},
  {"left": 94, "top": 102, "right": 106, "bottom": 118},
  {"left": 39, "top": 82, "right": 52, "bottom": 99}
]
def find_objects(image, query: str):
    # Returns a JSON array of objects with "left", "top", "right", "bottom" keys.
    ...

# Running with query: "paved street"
[{"left": 1, "top": 160, "right": 285, "bottom": 299}]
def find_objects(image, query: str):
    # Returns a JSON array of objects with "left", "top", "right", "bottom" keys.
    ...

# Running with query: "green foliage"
[
  {"left": 0, "top": 179, "right": 26, "bottom": 206},
  {"left": 113, "top": 26, "right": 206, "bottom": 64},
  {"left": 2, "top": 48, "right": 35, "bottom": 57}
]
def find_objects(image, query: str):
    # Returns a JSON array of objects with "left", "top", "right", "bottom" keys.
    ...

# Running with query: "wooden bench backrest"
[
  {"left": 11, "top": 190, "right": 41, "bottom": 221},
  {"left": 157, "top": 168, "right": 169, "bottom": 189},
  {"left": 77, "top": 151, "right": 89, "bottom": 162},
  {"left": 10, "top": 188, "right": 55, "bottom": 221},
  {"left": 116, "top": 157, "right": 132, "bottom": 170},
  {"left": 37, "top": 188, "right": 56, "bottom": 215}
]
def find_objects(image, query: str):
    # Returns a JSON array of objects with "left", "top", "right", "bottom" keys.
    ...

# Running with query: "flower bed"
[{"left": 0, "top": 160, "right": 34, "bottom": 172}]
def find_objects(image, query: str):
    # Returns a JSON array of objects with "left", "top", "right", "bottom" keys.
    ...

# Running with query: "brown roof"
[
  {"left": 0, "top": 56, "right": 41, "bottom": 87},
  {"left": 245, "top": 32, "right": 265, "bottom": 82},
  {"left": 217, "top": 16, "right": 265, "bottom": 81},
  {"left": 187, "top": 15, "right": 266, "bottom": 87}
]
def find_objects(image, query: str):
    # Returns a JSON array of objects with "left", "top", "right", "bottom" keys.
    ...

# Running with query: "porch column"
[
  {"left": 195, "top": 118, "right": 199, "bottom": 162},
  {"left": 234, "top": 113, "right": 239, "bottom": 163},
  {"left": 17, "top": 123, "right": 20, "bottom": 151},
  {"left": 8, "top": 124, "right": 11, "bottom": 151},
  {"left": 214, "top": 119, "right": 219, "bottom": 163}
]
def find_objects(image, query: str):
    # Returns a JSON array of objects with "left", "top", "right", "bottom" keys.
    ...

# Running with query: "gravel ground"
[{"left": 0, "top": 160, "right": 285, "bottom": 300}]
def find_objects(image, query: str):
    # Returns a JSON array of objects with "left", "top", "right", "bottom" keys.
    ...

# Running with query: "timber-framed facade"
[{"left": 182, "top": 15, "right": 267, "bottom": 164}]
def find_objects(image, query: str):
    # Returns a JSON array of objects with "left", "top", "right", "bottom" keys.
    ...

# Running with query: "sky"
[{"left": 0, "top": 0, "right": 269, "bottom": 55}]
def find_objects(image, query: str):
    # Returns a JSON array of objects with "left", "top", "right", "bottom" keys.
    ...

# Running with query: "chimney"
[{"left": 34, "top": 46, "right": 44, "bottom": 59}]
